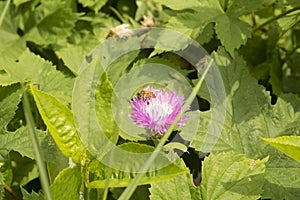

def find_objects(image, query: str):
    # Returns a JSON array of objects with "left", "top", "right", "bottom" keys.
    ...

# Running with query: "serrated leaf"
[
  {"left": 153, "top": 0, "right": 201, "bottom": 10},
  {"left": 0, "top": 85, "right": 23, "bottom": 130},
  {"left": 0, "top": 127, "right": 45, "bottom": 160},
  {"left": 30, "top": 85, "right": 82, "bottom": 163},
  {"left": 0, "top": 50, "right": 74, "bottom": 104},
  {"left": 78, "top": 0, "right": 108, "bottom": 12},
  {"left": 50, "top": 166, "right": 81, "bottom": 200},
  {"left": 32, "top": 8, "right": 78, "bottom": 44},
  {"left": 207, "top": 49, "right": 300, "bottom": 158},
  {"left": 262, "top": 136, "right": 300, "bottom": 162},
  {"left": 215, "top": 15, "right": 251, "bottom": 56},
  {"left": 149, "top": 173, "right": 200, "bottom": 200},
  {"left": 88, "top": 143, "right": 189, "bottom": 188},
  {"left": 193, "top": 49, "right": 300, "bottom": 198},
  {"left": 56, "top": 44, "right": 88, "bottom": 76},
  {"left": 263, "top": 168, "right": 300, "bottom": 199},
  {"left": 21, "top": 188, "right": 44, "bottom": 200},
  {"left": 200, "top": 153, "right": 268, "bottom": 200},
  {"left": 164, "top": 0, "right": 253, "bottom": 55},
  {"left": 226, "top": 0, "right": 275, "bottom": 17},
  {"left": 10, "top": 151, "right": 39, "bottom": 186}
]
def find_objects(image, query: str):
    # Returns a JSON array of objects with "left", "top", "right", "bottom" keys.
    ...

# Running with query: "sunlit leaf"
[
  {"left": 149, "top": 173, "right": 200, "bottom": 200},
  {"left": 200, "top": 153, "right": 268, "bottom": 200},
  {"left": 31, "top": 85, "right": 82, "bottom": 163},
  {"left": 88, "top": 143, "right": 189, "bottom": 188},
  {"left": 262, "top": 136, "right": 300, "bottom": 162},
  {"left": 50, "top": 166, "right": 81, "bottom": 200}
]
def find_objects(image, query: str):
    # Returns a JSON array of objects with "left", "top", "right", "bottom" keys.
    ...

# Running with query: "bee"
[{"left": 137, "top": 89, "right": 156, "bottom": 100}]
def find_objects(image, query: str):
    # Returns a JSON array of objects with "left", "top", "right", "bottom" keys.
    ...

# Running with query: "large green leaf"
[
  {"left": 56, "top": 44, "right": 89, "bottom": 76},
  {"left": 88, "top": 143, "right": 189, "bottom": 188},
  {"left": 165, "top": 0, "right": 254, "bottom": 55},
  {"left": 200, "top": 153, "right": 268, "bottom": 200},
  {"left": 50, "top": 166, "right": 81, "bottom": 200},
  {"left": 21, "top": 188, "right": 44, "bottom": 200},
  {"left": 194, "top": 49, "right": 300, "bottom": 199},
  {"left": 262, "top": 136, "right": 300, "bottom": 162},
  {"left": 149, "top": 173, "right": 200, "bottom": 200},
  {"left": 0, "top": 2, "right": 78, "bottom": 61},
  {"left": 31, "top": 85, "right": 82, "bottom": 163},
  {"left": 78, "top": 0, "right": 108, "bottom": 12},
  {"left": 33, "top": 8, "right": 78, "bottom": 44},
  {"left": 0, "top": 50, "right": 74, "bottom": 104},
  {"left": 95, "top": 72, "right": 120, "bottom": 142},
  {"left": 0, "top": 127, "right": 45, "bottom": 160}
]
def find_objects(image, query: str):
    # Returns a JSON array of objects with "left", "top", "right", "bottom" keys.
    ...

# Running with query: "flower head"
[{"left": 129, "top": 86, "right": 189, "bottom": 138}]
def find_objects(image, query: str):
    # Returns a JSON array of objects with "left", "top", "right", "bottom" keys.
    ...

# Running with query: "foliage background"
[{"left": 0, "top": 0, "right": 300, "bottom": 199}]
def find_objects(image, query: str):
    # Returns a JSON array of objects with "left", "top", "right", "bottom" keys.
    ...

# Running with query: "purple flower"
[{"left": 129, "top": 86, "right": 189, "bottom": 137}]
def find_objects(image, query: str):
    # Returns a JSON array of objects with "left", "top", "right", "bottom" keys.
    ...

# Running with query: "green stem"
[
  {"left": 109, "top": 6, "right": 126, "bottom": 24},
  {"left": 0, "top": 0, "right": 11, "bottom": 28},
  {"left": 22, "top": 83, "right": 52, "bottom": 200},
  {"left": 254, "top": 6, "right": 300, "bottom": 32},
  {"left": 118, "top": 58, "right": 214, "bottom": 200}
]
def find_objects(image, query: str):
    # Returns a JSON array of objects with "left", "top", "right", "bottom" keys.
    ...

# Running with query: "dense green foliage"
[{"left": 0, "top": 0, "right": 300, "bottom": 199}]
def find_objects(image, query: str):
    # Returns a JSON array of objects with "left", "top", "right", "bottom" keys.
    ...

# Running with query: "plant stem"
[
  {"left": 3, "top": 183, "right": 21, "bottom": 200},
  {"left": 22, "top": 83, "right": 52, "bottom": 200},
  {"left": 0, "top": 0, "right": 11, "bottom": 28},
  {"left": 118, "top": 59, "right": 214, "bottom": 200},
  {"left": 254, "top": 6, "right": 300, "bottom": 32},
  {"left": 109, "top": 6, "right": 126, "bottom": 24}
]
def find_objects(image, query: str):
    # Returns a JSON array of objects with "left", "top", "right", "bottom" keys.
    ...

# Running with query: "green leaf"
[
  {"left": 215, "top": 15, "right": 251, "bottom": 56},
  {"left": 78, "top": 0, "right": 108, "bottom": 12},
  {"left": 56, "top": 44, "right": 89, "bottom": 76},
  {"left": 149, "top": 173, "right": 200, "bottom": 200},
  {"left": 0, "top": 50, "right": 74, "bottom": 104},
  {"left": 153, "top": 0, "right": 201, "bottom": 10},
  {"left": 21, "top": 188, "right": 44, "bottom": 200},
  {"left": 0, "top": 127, "right": 45, "bottom": 159},
  {"left": 262, "top": 136, "right": 300, "bottom": 162},
  {"left": 165, "top": 0, "right": 252, "bottom": 56},
  {"left": 88, "top": 143, "right": 189, "bottom": 188},
  {"left": 50, "top": 166, "right": 81, "bottom": 200},
  {"left": 204, "top": 49, "right": 300, "bottom": 158},
  {"left": 263, "top": 168, "right": 300, "bottom": 199},
  {"left": 106, "top": 50, "right": 140, "bottom": 86},
  {"left": 193, "top": 49, "right": 300, "bottom": 198},
  {"left": 10, "top": 151, "right": 39, "bottom": 187},
  {"left": 200, "top": 153, "right": 268, "bottom": 200},
  {"left": 0, "top": 84, "right": 23, "bottom": 130},
  {"left": 31, "top": 7, "right": 78, "bottom": 44},
  {"left": 95, "top": 72, "right": 119, "bottom": 142},
  {"left": 30, "top": 85, "right": 82, "bottom": 163},
  {"left": 226, "top": 0, "right": 275, "bottom": 17},
  {"left": 206, "top": 51, "right": 300, "bottom": 199}
]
